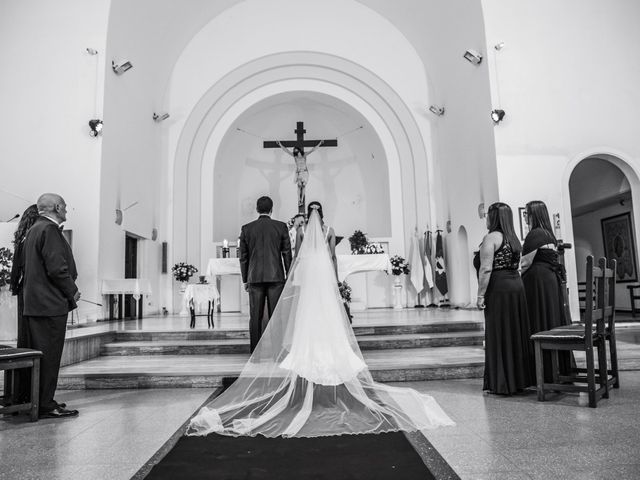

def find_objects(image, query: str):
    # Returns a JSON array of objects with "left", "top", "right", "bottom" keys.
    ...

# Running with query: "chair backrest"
[{"left": 583, "top": 256, "right": 616, "bottom": 343}]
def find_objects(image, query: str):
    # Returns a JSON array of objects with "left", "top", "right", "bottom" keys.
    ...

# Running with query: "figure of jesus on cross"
[{"left": 264, "top": 122, "right": 337, "bottom": 214}]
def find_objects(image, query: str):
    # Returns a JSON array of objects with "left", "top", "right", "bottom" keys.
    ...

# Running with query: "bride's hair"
[{"left": 307, "top": 201, "right": 323, "bottom": 220}]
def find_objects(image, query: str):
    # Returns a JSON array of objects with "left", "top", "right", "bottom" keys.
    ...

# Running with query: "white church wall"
[
  {"left": 482, "top": 0, "right": 640, "bottom": 319},
  {"left": 209, "top": 95, "right": 391, "bottom": 247},
  {"left": 0, "top": 0, "right": 110, "bottom": 323},
  {"left": 167, "top": 1, "right": 439, "bottom": 310},
  {"left": 363, "top": 0, "right": 500, "bottom": 304}
]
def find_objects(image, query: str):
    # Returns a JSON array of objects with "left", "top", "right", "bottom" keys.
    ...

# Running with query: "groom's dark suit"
[
  {"left": 239, "top": 214, "right": 292, "bottom": 352},
  {"left": 22, "top": 216, "right": 78, "bottom": 413}
]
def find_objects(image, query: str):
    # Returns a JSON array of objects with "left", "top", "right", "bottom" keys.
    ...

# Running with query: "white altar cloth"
[
  {"left": 182, "top": 283, "right": 219, "bottom": 312},
  {"left": 101, "top": 279, "right": 152, "bottom": 300},
  {"left": 205, "top": 254, "right": 391, "bottom": 282}
]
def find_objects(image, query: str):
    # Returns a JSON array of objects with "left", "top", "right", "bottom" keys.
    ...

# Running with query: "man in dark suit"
[
  {"left": 23, "top": 193, "right": 80, "bottom": 419},
  {"left": 239, "top": 196, "right": 292, "bottom": 352}
]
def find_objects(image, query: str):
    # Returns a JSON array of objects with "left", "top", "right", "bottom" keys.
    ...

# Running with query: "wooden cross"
[
  {"left": 263, "top": 121, "right": 337, "bottom": 153},
  {"left": 264, "top": 121, "right": 338, "bottom": 213}
]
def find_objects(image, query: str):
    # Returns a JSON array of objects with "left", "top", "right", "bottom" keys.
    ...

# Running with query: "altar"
[{"left": 205, "top": 254, "right": 393, "bottom": 312}]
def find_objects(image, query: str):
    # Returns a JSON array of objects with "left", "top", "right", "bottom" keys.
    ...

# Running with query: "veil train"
[{"left": 187, "top": 210, "right": 454, "bottom": 438}]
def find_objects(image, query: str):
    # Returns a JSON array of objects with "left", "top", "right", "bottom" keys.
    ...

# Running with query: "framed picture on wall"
[
  {"left": 601, "top": 212, "right": 637, "bottom": 282},
  {"left": 518, "top": 207, "right": 529, "bottom": 241}
]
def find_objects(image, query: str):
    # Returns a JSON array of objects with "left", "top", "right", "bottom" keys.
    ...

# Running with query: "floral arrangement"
[
  {"left": 348, "top": 230, "right": 384, "bottom": 255},
  {"left": 389, "top": 255, "right": 410, "bottom": 276},
  {"left": 338, "top": 280, "right": 352, "bottom": 304},
  {"left": 172, "top": 262, "right": 198, "bottom": 283},
  {"left": 362, "top": 242, "right": 385, "bottom": 254},
  {"left": 0, "top": 247, "right": 13, "bottom": 288},
  {"left": 348, "top": 230, "right": 368, "bottom": 254}
]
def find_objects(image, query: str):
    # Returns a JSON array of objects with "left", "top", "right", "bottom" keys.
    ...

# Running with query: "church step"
[
  {"left": 57, "top": 346, "right": 485, "bottom": 389},
  {"left": 101, "top": 331, "right": 484, "bottom": 356},
  {"left": 113, "top": 321, "right": 483, "bottom": 342}
]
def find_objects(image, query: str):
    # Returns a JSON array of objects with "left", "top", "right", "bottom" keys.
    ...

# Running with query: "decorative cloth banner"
[
  {"left": 409, "top": 231, "right": 424, "bottom": 294},
  {"left": 423, "top": 231, "right": 434, "bottom": 289},
  {"left": 434, "top": 231, "right": 448, "bottom": 296}
]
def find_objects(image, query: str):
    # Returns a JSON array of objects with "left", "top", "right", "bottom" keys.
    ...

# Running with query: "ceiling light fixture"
[
  {"left": 88, "top": 119, "right": 103, "bottom": 137},
  {"left": 491, "top": 109, "right": 506, "bottom": 124},
  {"left": 112, "top": 60, "right": 133, "bottom": 75},
  {"left": 463, "top": 49, "right": 483, "bottom": 65},
  {"left": 428, "top": 105, "right": 445, "bottom": 116},
  {"left": 153, "top": 112, "right": 170, "bottom": 123}
]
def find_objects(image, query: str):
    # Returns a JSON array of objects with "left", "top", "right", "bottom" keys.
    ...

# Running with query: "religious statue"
[{"left": 276, "top": 140, "right": 324, "bottom": 210}]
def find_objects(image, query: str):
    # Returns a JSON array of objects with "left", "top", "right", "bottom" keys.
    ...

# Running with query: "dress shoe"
[{"left": 39, "top": 407, "right": 79, "bottom": 419}]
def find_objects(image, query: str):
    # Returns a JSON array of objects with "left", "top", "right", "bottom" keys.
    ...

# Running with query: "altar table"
[
  {"left": 205, "top": 254, "right": 391, "bottom": 311},
  {"left": 101, "top": 279, "right": 152, "bottom": 319}
]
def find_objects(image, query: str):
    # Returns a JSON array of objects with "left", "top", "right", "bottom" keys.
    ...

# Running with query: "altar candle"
[{"left": 223, "top": 239, "right": 228, "bottom": 248}]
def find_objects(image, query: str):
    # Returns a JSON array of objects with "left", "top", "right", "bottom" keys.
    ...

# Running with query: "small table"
[
  {"left": 183, "top": 284, "right": 219, "bottom": 328},
  {"left": 101, "top": 279, "right": 152, "bottom": 320}
]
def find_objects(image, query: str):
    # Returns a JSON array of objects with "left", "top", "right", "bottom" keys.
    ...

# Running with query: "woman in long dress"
[
  {"left": 474, "top": 202, "right": 534, "bottom": 395},
  {"left": 188, "top": 207, "right": 454, "bottom": 438},
  {"left": 521, "top": 200, "right": 573, "bottom": 382},
  {"left": 9, "top": 204, "right": 40, "bottom": 404}
]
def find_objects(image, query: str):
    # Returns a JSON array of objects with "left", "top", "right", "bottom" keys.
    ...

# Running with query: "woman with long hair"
[
  {"left": 9, "top": 204, "right": 40, "bottom": 403},
  {"left": 295, "top": 201, "right": 338, "bottom": 279},
  {"left": 187, "top": 208, "right": 454, "bottom": 438},
  {"left": 521, "top": 200, "right": 572, "bottom": 381},
  {"left": 474, "top": 202, "right": 534, "bottom": 394}
]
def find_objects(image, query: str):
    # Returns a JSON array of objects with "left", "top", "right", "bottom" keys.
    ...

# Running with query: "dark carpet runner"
[{"left": 145, "top": 431, "right": 437, "bottom": 479}]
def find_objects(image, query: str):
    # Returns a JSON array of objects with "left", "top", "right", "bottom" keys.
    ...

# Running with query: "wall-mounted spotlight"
[
  {"left": 86, "top": 48, "right": 98, "bottom": 55},
  {"left": 494, "top": 42, "right": 505, "bottom": 51},
  {"left": 428, "top": 105, "right": 445, "bottom": 116},
  {"left": 463, "top": 49, "right": 483, "bottom": 65},
  {"left": 88, "top": 119, "right": 103, "bottom": 137},
  {"left": 112, "top": 60, "right": 133, "bottom": 75},
  {"left": 153, "top": 112, "right": 170, "bottom": 123},
  {"left": 491, "top": 109, "right": 506, "bottom": 124}
]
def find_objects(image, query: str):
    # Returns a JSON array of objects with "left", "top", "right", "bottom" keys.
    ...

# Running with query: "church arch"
[
  {"left": 171, "top": 52, "right": 433, "bottom": 271},
  {"left": 563, "top": 148, "right": 640, "bottom": 317}
]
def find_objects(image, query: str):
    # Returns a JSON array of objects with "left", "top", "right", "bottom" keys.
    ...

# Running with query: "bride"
[{"left": 187, "top": 204, "right": 454, "bottom": 438}]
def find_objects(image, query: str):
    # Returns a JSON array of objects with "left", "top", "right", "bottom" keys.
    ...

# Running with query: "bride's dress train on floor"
[{"left": 187, "top": 211, "right": 454, "bottom": 438}]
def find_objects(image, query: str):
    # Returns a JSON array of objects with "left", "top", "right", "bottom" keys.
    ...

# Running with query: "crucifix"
[{"left": 264, "top": 121, "right": 337, "bottom": 213}]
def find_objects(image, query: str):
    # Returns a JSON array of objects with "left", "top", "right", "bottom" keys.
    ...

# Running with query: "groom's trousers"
[{"left": 248, "top": 282, "right": 284, "bottom": 353}]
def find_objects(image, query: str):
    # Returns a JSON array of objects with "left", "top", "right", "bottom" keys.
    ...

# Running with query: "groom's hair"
[{"left": 256, "top": 196, "right": 273, "bottom": 214}]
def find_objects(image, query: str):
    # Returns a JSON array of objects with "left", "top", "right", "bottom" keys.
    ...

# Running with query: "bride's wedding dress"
[{"left": 187, "top": 210, "right": 454, "bottom": 438}]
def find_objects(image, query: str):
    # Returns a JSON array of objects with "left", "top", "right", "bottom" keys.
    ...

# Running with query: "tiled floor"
[
  {"left": 2, "top": 372, "right": 640, "bottom": 479},
  {"left": 2, "top": 311, "right": 640, "bottom": 479}
]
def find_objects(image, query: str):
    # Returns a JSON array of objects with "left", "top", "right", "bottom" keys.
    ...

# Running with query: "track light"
[
  {"left": 112, "top": 60, "right": 133, "bottom": 75},
  {"left": 494, "top": 42, "right": 505, "bottom": 51},
  {"left": 491, "top": 109, "right": 506, "bottom": 124},
  {"left": 153, "top": 112, "right": 170, "bottom": 123},
  {"left": 88, "top": 119, "right": 103, "bottom": 137},
  {"left": 428, "top": 105, "right": 445, "bottom": 116},
  {"left": 86, "top": 48, "right": 98, "bottom": 55},
  {"left": 463, "top": 49, "right": 483, "bottom": 65}
]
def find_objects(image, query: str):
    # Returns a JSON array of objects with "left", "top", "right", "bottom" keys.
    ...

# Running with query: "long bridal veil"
[{"left": 187, "top": 210, "right": 454, "bottom": 438}]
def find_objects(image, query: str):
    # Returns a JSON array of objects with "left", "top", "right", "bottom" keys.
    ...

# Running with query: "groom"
[{"left": 239, "top": 196, "right": 292, "bottom": 352}]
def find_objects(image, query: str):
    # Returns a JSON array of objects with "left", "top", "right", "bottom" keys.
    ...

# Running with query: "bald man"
[{"left": 23, "top": 193, "right": 80, "bottom": 419}]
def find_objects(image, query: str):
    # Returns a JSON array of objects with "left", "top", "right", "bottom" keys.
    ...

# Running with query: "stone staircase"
[{"left": 58, "top": 321, "right": 486, "bottom": 389}]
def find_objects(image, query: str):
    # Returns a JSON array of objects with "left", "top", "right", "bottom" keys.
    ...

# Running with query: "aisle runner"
[{"left": 144, "top": 431, "right": 437, "bottom": 480}]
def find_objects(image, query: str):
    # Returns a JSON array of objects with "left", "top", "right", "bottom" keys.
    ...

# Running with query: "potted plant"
[
  {"left": 172, "top": 262, "right": 198, "bottom": 291},
  {"left": 348, "top": 230, "right": 369, "bottom": 254},
  {"left": 389, "top": 255, "right": 410, "bottom": 309}
]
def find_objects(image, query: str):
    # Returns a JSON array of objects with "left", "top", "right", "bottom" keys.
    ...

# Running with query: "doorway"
[
  {"left": 124, "top": 234, "right": 138, "bottom": 318},
  {"left": 569, "top": 156, "right": 636, "bottom": 314}
]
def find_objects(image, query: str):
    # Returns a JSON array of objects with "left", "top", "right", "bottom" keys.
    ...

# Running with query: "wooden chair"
[
  {"left": 531, "top": 256, "right": 618, "bottom": 408},
  {"left": 0, "top": 345, "right": 42, "bottom": 421},
  {"left": 626, "top": 284, "right": 640, "bottom": 317}
]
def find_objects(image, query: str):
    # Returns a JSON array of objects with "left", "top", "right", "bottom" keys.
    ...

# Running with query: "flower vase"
[
  {"left": 178, "top": 282, "right": 189, "bottom": 316},
  {"left": 393, "top": 276, "right": 404, "bottom": 309}
]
